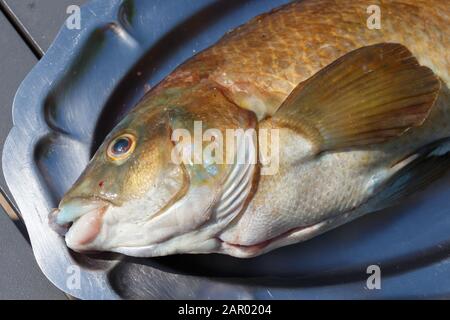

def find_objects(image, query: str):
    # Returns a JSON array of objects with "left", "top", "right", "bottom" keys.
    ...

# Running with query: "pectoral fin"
[
  {"left": 214, "top": 129, "right": 257, "bottom": 223},
  {"left": 273, "top": 43, "right": 441, "bottom": 151}
]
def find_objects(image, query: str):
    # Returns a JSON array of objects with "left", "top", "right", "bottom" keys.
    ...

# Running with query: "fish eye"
[{"left": 107, "top": 133, "right": 136, "bottom": 162}]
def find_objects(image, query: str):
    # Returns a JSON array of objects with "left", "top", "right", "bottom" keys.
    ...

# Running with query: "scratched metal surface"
[{"left": 3, "top": 0, "right": 450, "bottom": 299}]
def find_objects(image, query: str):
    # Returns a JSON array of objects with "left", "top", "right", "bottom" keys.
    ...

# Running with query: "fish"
[{"left": 49, "top": 0, "right": 450, "bottom": 258}]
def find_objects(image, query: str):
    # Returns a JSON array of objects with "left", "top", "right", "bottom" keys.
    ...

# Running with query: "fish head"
[{"left": 50, "top": 85, "right": 257, "bottom": 256}]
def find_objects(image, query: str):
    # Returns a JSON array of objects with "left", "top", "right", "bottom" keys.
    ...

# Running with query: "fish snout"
[
  {"left": 48, "top": 208, "right": 70, "bottom": 236},
  {"left": 49, "top": 198, "right": 109, "bottom": 250}
]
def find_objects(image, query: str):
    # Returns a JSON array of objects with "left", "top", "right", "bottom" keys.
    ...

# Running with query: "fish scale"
[
  {"left": 212, "top": 1, "right": 450, "bottom": 249},
  {"left": 222, "top": 85, "right": 450, "bottom": 249},
  {"left": 51, "top": 0, "right": 450, "bottom": 258},
  {"left": 160, "top": 0, "right": 448, "bottom": 115}
]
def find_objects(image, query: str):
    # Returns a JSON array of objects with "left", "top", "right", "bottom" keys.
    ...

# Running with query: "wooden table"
[{"left": 0, "top": 0, "right": 86, "bottom": 299}]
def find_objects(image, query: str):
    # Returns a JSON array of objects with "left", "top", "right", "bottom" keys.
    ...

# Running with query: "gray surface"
[
  {"left": 0, "top": 6, "right": 66, "bottom": 300},
  {"left": 2, "top": 0, "right": 88, "bottom": 54},
  {"left": 0, "top": 206, "right": 65, "bottom": 299},
  {"left": 0, "top": 10, "right": 37, "bottom": 204},
  {"left": 0, "top": 0, "right": 87, "bottom": 202}
]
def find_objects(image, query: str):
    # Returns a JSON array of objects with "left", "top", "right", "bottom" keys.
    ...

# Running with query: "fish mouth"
[{"left": 49, "top": 198, "right": 110, "bottom": 249}]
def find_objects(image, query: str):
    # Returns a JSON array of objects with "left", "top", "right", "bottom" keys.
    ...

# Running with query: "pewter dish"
[{"left": 3, "top": 0, "right": 450, "bottom": 299}]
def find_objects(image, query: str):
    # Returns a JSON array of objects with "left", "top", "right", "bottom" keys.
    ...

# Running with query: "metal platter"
[{"left": 3, "top": 0, "right": 450, "bottom": 299}]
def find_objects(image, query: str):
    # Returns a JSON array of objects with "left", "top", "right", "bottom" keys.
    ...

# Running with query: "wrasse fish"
[{"left": 50, "top": 0, "right": 450, "bottom": 258}]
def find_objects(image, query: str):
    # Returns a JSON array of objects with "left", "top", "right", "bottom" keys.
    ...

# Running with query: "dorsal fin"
[{"left": 273, "top": 43, "right": 441, "bottom": 151}]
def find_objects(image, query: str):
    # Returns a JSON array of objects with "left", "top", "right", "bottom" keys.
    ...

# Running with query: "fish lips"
[{"left": 49, "top": 198, "right": 109, "bottom": 249}]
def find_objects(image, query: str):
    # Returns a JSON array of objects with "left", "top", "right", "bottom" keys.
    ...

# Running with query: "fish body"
[{"left": 51, "top": 0, "right": 450, "bottom": 258}]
